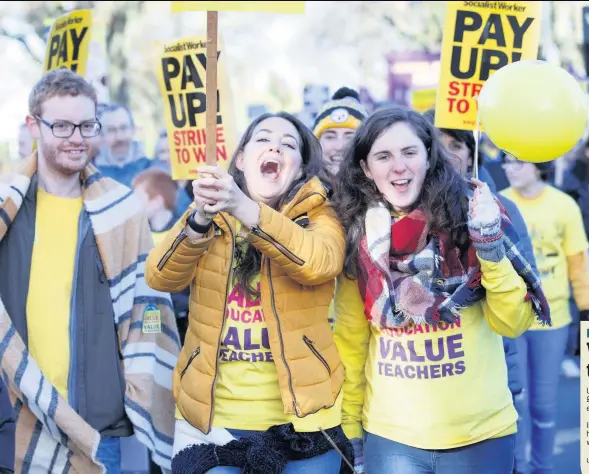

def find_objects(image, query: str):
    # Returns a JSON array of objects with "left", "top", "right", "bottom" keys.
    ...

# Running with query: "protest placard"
[
  {"left": 435, "top": 1, "right": 542, "bottom": 130},
  {"left": 44, "top": 9, "right": 92, "bottom": 76},
  {"left": 171, "top": 1, "right": 305, "bottom": 14},
  {"left": 411, "top": 88, "right": 437, "bottom": 113},
  {"left": 155, "top": 36, "right": 238, "bottom": 180}
]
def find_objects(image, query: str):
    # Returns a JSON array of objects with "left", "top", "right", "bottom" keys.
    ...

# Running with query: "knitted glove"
[
  {"left": 468, "top": 180, "right": 504, "bottom": 262},
  {"left": 350, "top": 438, "right": 364, "bottom": 474}
]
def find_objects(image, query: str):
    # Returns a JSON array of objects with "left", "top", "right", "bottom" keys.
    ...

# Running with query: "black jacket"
[{"left": 0, "top": 174, "right": 132, "bottom": 437}]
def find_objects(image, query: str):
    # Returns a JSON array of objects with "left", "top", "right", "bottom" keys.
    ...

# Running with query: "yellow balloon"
[{"left": 478, "top": 60, "right": 588, "bottom": 163}]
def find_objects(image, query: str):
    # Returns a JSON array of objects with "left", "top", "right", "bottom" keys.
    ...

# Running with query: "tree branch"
[
  {"left": 0, "top": 28, "right": 43, "bottom": 64},
  {"left": 382, "top": 14, "right": 433, "bottom": 53}
]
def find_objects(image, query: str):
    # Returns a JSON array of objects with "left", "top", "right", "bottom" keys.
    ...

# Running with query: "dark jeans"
[
  {"left": 514, "top": 327, "right": 569, "bottom": 474},
  {"left": 97, "top": 437, "right": 122, "bottom": 474},
  {"left": 567, "top": 297, "right": 580, "bottom": 356},
  {"left": 363, "top": 432, "right": 515, "bottom": 473}
]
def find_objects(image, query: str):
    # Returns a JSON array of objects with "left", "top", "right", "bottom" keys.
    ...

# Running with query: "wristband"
[{"left": 187, "top": 210, "right": 213, "bottom": 234}]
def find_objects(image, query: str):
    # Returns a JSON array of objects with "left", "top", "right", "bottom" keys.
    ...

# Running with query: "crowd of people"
[{"left": 0, "top": 66, "right": 587, "bottom": 474}]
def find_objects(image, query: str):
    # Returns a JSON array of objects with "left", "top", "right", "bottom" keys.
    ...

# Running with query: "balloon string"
[{"left": 473, "top": 97, "right": 480, "bottom": 181}]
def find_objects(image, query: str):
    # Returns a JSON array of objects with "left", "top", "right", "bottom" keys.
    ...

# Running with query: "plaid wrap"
[
  {"left": 357, "top": 199, "right": 551, "bottom": 333},
  {"left": 0, "top": 153, "right": 180, "bottom": 473}
]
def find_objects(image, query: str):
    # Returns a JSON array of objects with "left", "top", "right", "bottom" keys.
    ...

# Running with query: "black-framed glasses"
[{"left": 35, "top": 116, "right": 102, "bottom": 138}]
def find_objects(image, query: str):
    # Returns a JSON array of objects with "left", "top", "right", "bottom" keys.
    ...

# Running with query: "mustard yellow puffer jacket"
[{"left": 145, "top": 177, "right": 346, "bottom": 434}]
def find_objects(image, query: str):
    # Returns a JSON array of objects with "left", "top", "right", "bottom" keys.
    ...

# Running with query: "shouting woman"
[{"left": 145, "top": 112, "right": 354, "bottom": 474}]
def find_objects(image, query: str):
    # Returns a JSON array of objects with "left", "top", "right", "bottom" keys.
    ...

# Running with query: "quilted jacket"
[{"left": 145, "top": 177, "right": 346, "bottom": 434}]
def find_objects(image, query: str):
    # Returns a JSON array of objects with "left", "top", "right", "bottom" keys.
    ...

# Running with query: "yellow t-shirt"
[
  {"left": 212, "top": 224, "right": 341, "bottom": 431},
  {"left": 26, "top": 188, "right": 83, "bottom": 400},
  {"left": 334, "top": 256, "right": 536, "bottom": 448},
  {"left": 501, "top": 186, "right": 589, "bottom": 330}
]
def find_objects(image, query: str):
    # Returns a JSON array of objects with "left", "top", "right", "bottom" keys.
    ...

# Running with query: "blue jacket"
[
  {"left": 0, "top": 378, "right": 15, "bottom": 473},
  {"left": 479, "top": 166, "right": 538, "bottom": 274},
  {"left": 479, "top": 166, "right": 530, "bottom": 396}
]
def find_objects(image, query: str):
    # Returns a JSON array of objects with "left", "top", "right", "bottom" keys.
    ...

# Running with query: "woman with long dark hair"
[
  {"left": 331, "top": 107, "right": 550, "bottom": 474},
  {"left": 145, "top": 112, "right": 354, "bottom": 473}
]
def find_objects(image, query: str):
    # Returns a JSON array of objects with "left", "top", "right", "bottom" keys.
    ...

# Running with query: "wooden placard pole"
[{"left": 205, "top": 11, "right": 218, "bottom": 166}]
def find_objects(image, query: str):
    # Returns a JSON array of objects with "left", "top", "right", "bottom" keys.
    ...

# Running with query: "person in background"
[
  {"left": 18, "top": 123, "right": 34, "bottom": 159},
  {"left": 501, "top": 156, "right": 589, "bottom": 474},
  {"left": 332, "top": 107, "right": 549, "bottom": 474},
  {"left": 0, "top": 68, "right": 179, "bottom": 473},
  {"left": 93, "top": 103, "right": 161, "bottom": 188},
  {"left": 313, "top": 87, "right": 367, "bottom": 328},
  {"left": 133, "top": 168, "right": 178, "bottom": 240},
  {"left": 480, "top": 137, "right": 510, "bottom": 192},
  {"left": 132, "top": 167, "right": 190, "bottom": 346},
  {"left": 313, "top": 87, "right": 368, "bottom": 182},
  {"left": 154, "top": 129, "right": 171, "bottom": 165},
  {"left": 151, "top": 129, "right": 193, "bottom": 224},
  {"left": 555, "top": 139, "right": 589, "bottom": 368},
  {"left": 145, "top": 111, "right": 354, "bottom": 473},
  {"left": 0, "top": 378, "right": 15, "bottom": 474}
]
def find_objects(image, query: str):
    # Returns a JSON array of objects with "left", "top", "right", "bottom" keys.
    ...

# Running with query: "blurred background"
[{"left": 2, "top": 0, "right": 589, "bottom": 165}]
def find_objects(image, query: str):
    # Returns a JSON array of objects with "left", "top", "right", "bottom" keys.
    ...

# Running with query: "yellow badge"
[{"left": 142, "top": 304, "right": 162, "bottom": 334}]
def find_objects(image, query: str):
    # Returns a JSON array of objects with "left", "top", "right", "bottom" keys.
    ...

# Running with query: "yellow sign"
[
  {"left": 171, "top": 1, "right": 305, "bottom": 14},
  {"left": 44, "top": 9, "right": 92, "bottom": 76},
  {"left": 155, "top": 36, "right": 238, "bottom": 180},
  {"left": 411, "top": 88, "right": 437, "bottom": 113},
  {"left": 435, "top": 1, "right": 542, "bottom": 131}
]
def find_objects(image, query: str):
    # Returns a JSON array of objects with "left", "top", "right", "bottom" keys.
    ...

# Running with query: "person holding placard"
[
  {"left": 501, "top": 156, "right": 589, "bottom": 474},
  {"left": 331, "top": 107, "right": 550, "bottom": 474},
  {"left": 145, "top": 112, "right": 355, "bottom": 473}
]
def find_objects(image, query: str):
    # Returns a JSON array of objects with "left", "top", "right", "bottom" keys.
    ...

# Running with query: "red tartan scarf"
[{"left": 356, "top": 203, "right": 551, "bottom": 332}]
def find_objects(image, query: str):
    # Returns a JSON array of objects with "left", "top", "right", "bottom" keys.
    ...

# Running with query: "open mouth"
[
  {"left": 260, "top": 159, "right": 281, "bottom": 180},
  {"left": 391, "top": 179, "right": 411, "bottom": 191}
]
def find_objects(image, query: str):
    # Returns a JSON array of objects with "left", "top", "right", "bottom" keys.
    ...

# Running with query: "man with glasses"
[
  {"left": 0, "top": 68, "right": 179, "bottom": 473},
  {"left": 501, "top": 155, "right": 589, "bottom": 474}
]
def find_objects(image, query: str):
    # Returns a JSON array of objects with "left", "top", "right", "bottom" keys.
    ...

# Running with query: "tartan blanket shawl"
[
  {"left": 357, "top": 200, "right": 551, "bottom": 332},
  {"left": 0, "top": 153, "right": 180, "bottom": 473}
]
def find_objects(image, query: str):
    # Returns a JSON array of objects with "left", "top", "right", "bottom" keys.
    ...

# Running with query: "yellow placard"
[
  {"left": 155, "top": 36, "right": 238, "bottom": 180},
  {"left": 171, "top": 1, "right": 305, "bottom": 14},
  {"left": 435, "top": 1, "right": 542, "bottom": 131},
  {"left": 411, "top": 88, "right": 437, "bottom": 113},
  {"left": 44, "top": 9, "right": 92, "bottom": 76}
]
